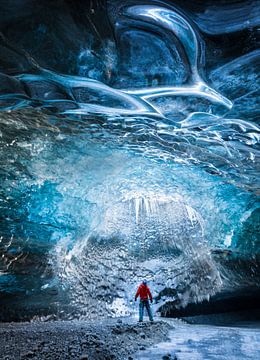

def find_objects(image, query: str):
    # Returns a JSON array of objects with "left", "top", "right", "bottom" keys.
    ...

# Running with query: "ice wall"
[{"left": 0, "top": 0, "right": 259, "bottom": 320}]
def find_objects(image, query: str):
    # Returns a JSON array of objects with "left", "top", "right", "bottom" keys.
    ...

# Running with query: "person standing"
[{"left": 135, "top": 280, "right": 153, "bottom": 322}]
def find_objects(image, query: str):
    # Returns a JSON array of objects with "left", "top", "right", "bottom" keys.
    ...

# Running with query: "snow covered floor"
[{"left": 136, "top": 321, "right": 260, "bottom": 360}]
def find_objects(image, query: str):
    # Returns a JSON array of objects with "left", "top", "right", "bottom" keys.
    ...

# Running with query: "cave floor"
[
  {"left": 0, "top": 317, "right": 172, "bottom": 360},
  {"left": 0, "top": 317, "right": 260, "bottom": 359},
  {"left": 136, "top": 320, "right": 260, "bottom": 360}
]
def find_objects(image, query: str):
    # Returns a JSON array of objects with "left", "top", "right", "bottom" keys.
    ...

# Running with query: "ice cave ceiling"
[{"left": 0, "top": 0, "right": 259, "bottom": 320}]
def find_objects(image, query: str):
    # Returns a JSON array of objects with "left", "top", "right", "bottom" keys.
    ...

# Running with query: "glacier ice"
[{"left": 0, "top": 0, "right": 259, "bottom": 320}]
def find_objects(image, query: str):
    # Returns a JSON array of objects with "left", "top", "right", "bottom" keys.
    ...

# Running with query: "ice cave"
[{"left": 0, "top": 1, "right": 259, "bottom": 359}]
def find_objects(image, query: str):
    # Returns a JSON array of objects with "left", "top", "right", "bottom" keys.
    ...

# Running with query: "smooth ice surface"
[{"left": 136, "top": 321, "right": 260, "bottom": 360}]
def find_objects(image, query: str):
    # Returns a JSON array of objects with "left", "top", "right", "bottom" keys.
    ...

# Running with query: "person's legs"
[
  {"left": 139, "top": 301, "right": 144, "bottom": 322},
  {"left": 144, "top": 300, "right": 153, "bottom": 321}
]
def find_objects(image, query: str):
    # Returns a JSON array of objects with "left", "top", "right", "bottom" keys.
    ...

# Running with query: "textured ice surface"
[{"left": 0, "top": 0, "right": 259, "bottom": 320}]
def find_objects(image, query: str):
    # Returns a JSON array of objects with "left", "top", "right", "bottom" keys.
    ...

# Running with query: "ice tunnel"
[{"left": 0, "top": 0, "right": 259, "bottom": 322}]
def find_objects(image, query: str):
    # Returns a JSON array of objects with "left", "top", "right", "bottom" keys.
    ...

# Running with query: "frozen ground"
[
  {"left": 0, "top": 317, "right": 172, "bottom": 360},
  {"left": 136, "top": 321, "right": 260, "bottom": 360},
  {"left": 1, "top": 316, "right": 259, "bottom": 359}
]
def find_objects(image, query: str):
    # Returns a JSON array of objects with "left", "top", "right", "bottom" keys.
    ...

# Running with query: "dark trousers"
[{"left": 139, "top": 299, "right": 153, "bottom": 321}]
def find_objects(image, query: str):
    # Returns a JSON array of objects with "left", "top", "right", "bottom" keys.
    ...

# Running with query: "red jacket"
[{"left": 135, "top": 283, "right": 153, "bottom": 302}]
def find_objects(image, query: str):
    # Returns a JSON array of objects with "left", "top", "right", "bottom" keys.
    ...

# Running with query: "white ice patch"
[
  {"left": 107, "top": 298, "right": 131, "bottom": 317},
  {"left": 224, "top": 230, "right": 233, "bottom": 247}
]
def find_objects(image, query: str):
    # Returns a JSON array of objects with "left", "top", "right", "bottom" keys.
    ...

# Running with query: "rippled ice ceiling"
[{"left": 0, "top": 0, "right": 259, "bottom": 320}]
